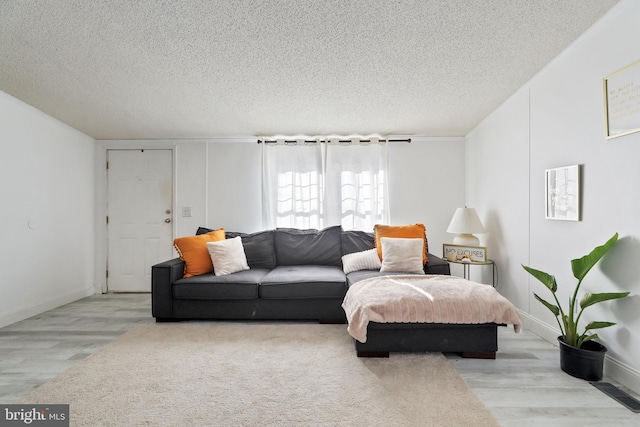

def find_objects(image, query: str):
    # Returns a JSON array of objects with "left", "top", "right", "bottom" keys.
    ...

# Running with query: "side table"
[{"left": 447, "top": 259, "right": 496, "bottom": 287}]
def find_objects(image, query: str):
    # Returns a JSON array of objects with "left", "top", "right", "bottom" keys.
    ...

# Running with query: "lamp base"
[{"left": 453, "top": 234, "right": 480, "bottom": 246}]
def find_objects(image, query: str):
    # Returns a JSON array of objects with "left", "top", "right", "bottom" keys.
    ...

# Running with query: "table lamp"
[{"left": 446, "top": 207, "right": 486, "bottom": 246}]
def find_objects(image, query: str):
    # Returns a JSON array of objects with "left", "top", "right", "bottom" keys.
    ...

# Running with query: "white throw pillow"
[
  {"left": 342, "top": 248, "right": 382, "bottom": 274},
  {"left": 206, "top": 236, "right": 250, "bottom": 276},
  {"left": 380, "top": 237, "right": 425, "bottom": 275}
]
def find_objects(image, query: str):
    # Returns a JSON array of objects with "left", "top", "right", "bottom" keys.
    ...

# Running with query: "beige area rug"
[{"left": 21, "top": 323, "right": 499, "bottom": 427}]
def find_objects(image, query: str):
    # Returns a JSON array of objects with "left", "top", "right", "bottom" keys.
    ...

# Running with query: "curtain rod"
[{"left": 256, "top": 138, "right": 411, "bottom": 144}]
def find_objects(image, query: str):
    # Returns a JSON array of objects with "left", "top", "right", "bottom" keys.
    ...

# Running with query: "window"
[{"left": 262, "top": 141, "right": 388, "bottom": 231}]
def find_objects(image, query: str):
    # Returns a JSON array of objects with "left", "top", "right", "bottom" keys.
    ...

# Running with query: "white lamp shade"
[
  {"left": 446, "top": 207, "right": 486, "bottom": 247},
  {"left": 447, "top": 208, "right": 486, "bottom": 234}
]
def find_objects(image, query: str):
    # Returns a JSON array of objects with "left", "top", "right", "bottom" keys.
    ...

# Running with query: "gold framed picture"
[
  {"left": 604, "top": 60, "right": 640, "bottom": 139},
  {"left": 442, "top": 244, "right": 487, "bottom": 263}
]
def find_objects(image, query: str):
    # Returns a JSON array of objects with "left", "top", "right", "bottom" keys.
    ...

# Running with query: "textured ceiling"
[{"left": 0, "top": 0, "right": 619, "bottom": 140}]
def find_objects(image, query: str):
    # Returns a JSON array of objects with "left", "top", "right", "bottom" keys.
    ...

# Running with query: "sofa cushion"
[
  {"left": 207, "top": 236, "right": 249, "bottom": 276},
  {"left": 341, "top": 230, "right": 375, "bottom": 255},
  {"left": 379, "top": 237, "right": 426, "bottom": 275},
  {"left": 225, "top": 230, "right": 277, "bottom": 269},
  {"left": 196, "top": 227, "right": 215, "bottom": 235},
  {"left": 374, "top": 223, "right": 428, "bottom": 264},
  {"left": 346, "top": 270, "right": 412, "bottom": 287},
  {"left": 274, "top": 226, "right": 342, "bottom": 267},
  {"left": 424, "top": 254, "right": 451, "bottom": 275},
  {"left": 174, "top": 229, "right": 226, "bottom": 277},
  {"left": 342, "top": 248, "right": 381, "bottom": 274},
  {"left": 173, "top": 269, "right": 270, "bottom": 300},
  {"left": 197, "top": 227, "right": 277, "bottom": 270},
  {"left": 260, "top": 266, "right": 347, "bottom": 299}
]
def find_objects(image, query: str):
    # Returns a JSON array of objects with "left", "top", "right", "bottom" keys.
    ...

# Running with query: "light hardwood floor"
[{"left": 1, "top": 294, "right": 638, "bottom": 426}]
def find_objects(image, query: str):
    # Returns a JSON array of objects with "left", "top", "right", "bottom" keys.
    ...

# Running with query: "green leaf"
[
  {"left": 577, "top": 333, "right": 599, "bottom": 348},
  {"left": 561, "top": 314, "right": 571, "bottom": 332},
  {"left": 584, "top": 321, "right": 616, "bottom": 330},
  {"left": 579, "top": 291, "right": 630, "bottom": 309},
  {"left": 571, "top": 233, "right": 618, "bottom": 282},
  {"left": 562, "top": 313, "right": 575, "bottom": 343},
  {"left": 523, "top": 265, "right": 557, "bottom": 292},
  {"left": 534, "top": 293, "right": 560, "bottom": 316}
]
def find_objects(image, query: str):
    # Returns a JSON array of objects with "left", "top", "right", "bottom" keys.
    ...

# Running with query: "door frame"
[{"left": 95, "top": 141, "right": 177, "bottom": 294}]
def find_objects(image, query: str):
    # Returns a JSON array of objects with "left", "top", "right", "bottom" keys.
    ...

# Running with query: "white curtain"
[
  {"left": 262, "top": 140, "right": 389, "bottom": 231},
  {"left": 324, "top": 142, "right": 389, "bottom": 230},
  {"left": 262, "top": 142, "right": 324, "bottom": 229}
]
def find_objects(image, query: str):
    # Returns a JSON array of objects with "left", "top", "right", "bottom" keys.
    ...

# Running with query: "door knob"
[{"left": 165, "top": 218, "right": 171, "bottom": 223}]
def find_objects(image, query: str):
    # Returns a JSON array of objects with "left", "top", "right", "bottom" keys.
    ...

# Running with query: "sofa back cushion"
[
  {"left": 341, "top": 230, "right": 375, "bottom": 255},
  {"left": 275, "top": 226, "right": 342, "bottom": 266},
  {"left": 374, "top": 223, "right": 429, "bottom": 264},
  {"left": 225, "top": 230, "right": 277, "bottom": 270},
  {"left": 197, "top": 227, "right": 277, "bottom": 270}
]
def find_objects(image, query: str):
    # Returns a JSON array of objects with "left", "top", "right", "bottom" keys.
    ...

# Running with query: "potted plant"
[{"left": 522, "top": 233, "right": 629, "bottom": 381}]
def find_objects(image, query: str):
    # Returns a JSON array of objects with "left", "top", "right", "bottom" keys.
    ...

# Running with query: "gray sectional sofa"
[{"left": 151, "top": 225, "right": 450, "bottom": 322}]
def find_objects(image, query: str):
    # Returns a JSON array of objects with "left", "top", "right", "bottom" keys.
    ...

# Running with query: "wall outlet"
[{"left": 182, "top": 206, "right": 192, "bottom": 217}]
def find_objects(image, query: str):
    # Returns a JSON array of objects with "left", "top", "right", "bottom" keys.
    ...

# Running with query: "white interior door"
[{"left": 107, "top": 149, "right": 173, "bottom": 292}]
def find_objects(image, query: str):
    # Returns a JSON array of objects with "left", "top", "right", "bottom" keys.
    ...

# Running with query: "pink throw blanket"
[{"left": 342, "top": 274, "right": 522, "bottom": 343}]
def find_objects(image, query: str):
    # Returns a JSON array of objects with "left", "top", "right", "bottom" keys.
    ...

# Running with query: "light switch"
[{"left": 182, "top": 207, "right": 192, "bottom": 217}]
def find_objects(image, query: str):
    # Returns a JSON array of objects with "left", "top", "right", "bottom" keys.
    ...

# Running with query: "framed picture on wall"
[
  {"left": 442, "top": 244, "right": 487, "bottom": 263},
  {"left": 545, "top": 164, "right": 581, "bottom": 221},
  {"left": 604, "top": 60, "right": 640, "bottom": 139}
]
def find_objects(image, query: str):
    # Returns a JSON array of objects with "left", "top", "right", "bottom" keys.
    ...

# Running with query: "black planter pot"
[{"left": 558, "top": 336, "right": 607, "bottom": 381}]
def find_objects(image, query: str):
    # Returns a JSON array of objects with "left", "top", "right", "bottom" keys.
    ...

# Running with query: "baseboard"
[
  {"left": 603, "top": 353, "right": 640, "bottom": 396},
  {"left": 519, "top": 310, "right": 562, "bottom": 346},
  {"left": 518, "top": 310, "right": 640, "bottom": 395},
  {"left": 0, "top": 286, "right": 95, "bottom": 329}
]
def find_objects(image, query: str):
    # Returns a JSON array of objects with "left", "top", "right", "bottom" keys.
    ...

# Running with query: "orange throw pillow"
[
  {"left": 374, "top": 224, "right": 428, "bottom": 264},
  {"left": 174, "top": 229, "right": 226, "bottom": 277}
]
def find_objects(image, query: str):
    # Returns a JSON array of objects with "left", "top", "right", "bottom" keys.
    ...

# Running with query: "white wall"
[
  {"left": 206, "top": 141, "right": 264, "bottom": 232},
  {"left": 202, "top": 138, "right": 465, "bottom": 248},
  {"left": 201, "top": 138, "right": 466, "bottom": 253},
  {"left": 466, "top": 88, "right": 530, "bottom": 305},
  {"left": 389, "top": 137, "right": 465, "bottom": 254},
  {"left": 0, "top": 90, "right": 96, "bottom": 328},
  {"left": 466, "top": 0, "right": 640, "bottom": 393}
]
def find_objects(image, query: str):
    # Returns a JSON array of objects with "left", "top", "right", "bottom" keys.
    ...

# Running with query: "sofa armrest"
[
  {"left": 424, "top": 253, "right": 450, "bottom": 275},
  {"left": 151, "top": 257, "right": 184, "bottom": 319}
]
